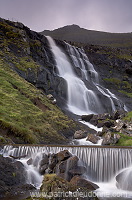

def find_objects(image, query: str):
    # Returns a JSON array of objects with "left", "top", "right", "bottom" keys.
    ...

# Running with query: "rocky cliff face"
[
  {"left": 84, "top": 45, "right": 132, "bottom": 111},
  {"left": 0, "top": 18, "right": 131, "bottom": 144},
  {"left": 0, "top": 18, "right": 83, "bottom": 144}
]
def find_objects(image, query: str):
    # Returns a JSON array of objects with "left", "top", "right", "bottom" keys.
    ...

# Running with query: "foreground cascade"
[{"left": 1, "top": 145, "right": 132, "bottom": 199}]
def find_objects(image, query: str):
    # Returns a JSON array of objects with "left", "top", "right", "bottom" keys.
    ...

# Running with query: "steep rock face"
[
  {"left": 1, "top": 18, "right": 131, "bottom": 113},
  {"left": 1, "top": 18, "right": 85, "bottom": 144},
  {"left": 83, "top": 45, "right": 132, "bottom": 111}
]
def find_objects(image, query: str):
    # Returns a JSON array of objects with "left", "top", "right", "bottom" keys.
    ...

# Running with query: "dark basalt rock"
[{"left": 0, "top": 155, "right": 30, "bottom": 198}]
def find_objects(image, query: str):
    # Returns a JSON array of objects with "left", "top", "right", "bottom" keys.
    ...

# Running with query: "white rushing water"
[
  {"left": 46, "top": 36, "right": 126, "bottom": 117},
  {"left": 1, "top": 145, "right": 132, "bottom": 199},
  {"left": 46, "top": 36, "right": 103, "bottom": 115}
]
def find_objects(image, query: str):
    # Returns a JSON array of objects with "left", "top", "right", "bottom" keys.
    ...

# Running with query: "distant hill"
[{"left": 40, "top": 24, "right": 132, "bottom": 48}]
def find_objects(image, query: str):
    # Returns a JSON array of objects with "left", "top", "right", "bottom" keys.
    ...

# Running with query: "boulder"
[
  {"left": 70, "top": 175, "right": 99, "bottom": 190},
  {"left": 39, "top": 164, "right": 49, "bottom": 175},
  {"left": 40, "top": 174, "right": 77, "bottom": 193},
  {"left": 27, "top": 158, "right": 33, "bottom": 165},
  {"left": 74, "top": 130, "right": 88, "bottom": 139},
  {"left": 40, "top": 174, "right": 99, "bottom": 200},
  {"left": 87, "top": 134, "right": 100, "bottom": 144},
  {"left": 0, "top": 155, "right": 27, "bottom": 198},
  {"left": 66, "top": 156, "right": 79, "bottom": 170},
  {"left": 57, "top": 150, "right": 72, "bottom": 161},
  {"left": 55, "top": 160, "right": 67, "bottom": 174},
  {"left": 55, "top": 156, "right": 79, "bottom": 174},
  {"left": 40, "top": 153, "right": 49, "bottom": 166},
  {"left": 69, "top": 166, "right": 86, "bottom": 176},
  {"left": 47, "top": 94, "right": 54, "bottom": 100},
  {"left": 48, "top": 153, "right": 58, "bottom": 170},
  {"left": 81, "top": 114, "right": 94, "bottom": 122},
  {"left": 111, "top": 110, "right": 126, "bottom": 120},
  {"left": 103, "top": 120, "right": 114, "bottom": 128},
  {"left": 102, "top": 132, "right": 120, "bottom": 145},
  {"left": 116, "top": 168, "right": 132, "bottom": 191}
]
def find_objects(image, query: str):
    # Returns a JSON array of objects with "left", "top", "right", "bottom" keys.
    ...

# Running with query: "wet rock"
[
  {"left": 27, "top": 158, "right": 33, "bottom": 165},
  {"left": 39, "top": 164, "right": 49, "bottom": 175},
  {"left": 66, "top": 156, "right": 79, "bottom": 170},
  {"left": 51, "top": 99, "right": 57, "bottom": 104},
  {"left": 114, "top": 120, "right": 126, "bottom": 132},
  {"left": 69, "top": 166, "right": 86, "bottom": 176},
  {"left": 55, "top": 156, "right": 79, "bottom": 175},
  {"left": 55, "top": 160, "right": 67, "bottom": 174},
  {"left": 102, "top": 132, "right": 120, "bottom": 145},
  {"left": 111, "top": 110, "right": 126, "bottom": 120},
  {"left": 116, "top": 168, "right": 132, "bottom": 191},
  {"left": 57, "top": 150, "right": 72, "bottom": 161},
  {"left": 40, "top": 154, "right": 49, "bottom": 166},
  {"left": 81, "top": 114, "right": 94, "bottom": 122},
  {"left": 74, "top": 130, "right": 88, "bottom": 139},
  {"left": 103, "top": 120, "right": 114, "bottom": 128},
  {"left": 47, "top": 94, "right": 54, "bottom": 100},
  {"left": 70, "top": 175, "right": 99, "bottom": 190},
  {"left": 0, "top": 155, "right": 27, "bottom": 198},
  {"left": 48, "top": 153, "right": 58, "bottom": 170},
  {"left": 87, "top": 134, "right": 100, "bottom": 144}
]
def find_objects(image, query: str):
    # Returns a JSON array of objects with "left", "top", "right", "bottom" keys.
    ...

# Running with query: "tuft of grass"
[
  {"left": 123, "top": 111, "right": 132, "bottom": 122},
  {"left": 119, "top": 90, "right": 132, "bottom": 98},
  {"left": 104, "top": 78, "right": 121, "bottom": 87},
  {"left": 116, "top": 133, "right": 132, "bottom": 146}
]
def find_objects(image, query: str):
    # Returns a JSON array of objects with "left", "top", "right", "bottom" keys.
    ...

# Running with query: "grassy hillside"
[
  {"left": 0, "top": 60, "right": 77, "bottom": 144},
  {"left": 0, "top": 18, "right": 78, "bottom": 144}
]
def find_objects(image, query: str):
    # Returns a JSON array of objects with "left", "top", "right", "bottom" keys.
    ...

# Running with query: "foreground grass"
[{"left": 0, "top": 62, "right": 76, "bottom": 144}]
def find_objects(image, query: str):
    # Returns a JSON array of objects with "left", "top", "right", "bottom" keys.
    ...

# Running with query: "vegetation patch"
[
  {"left": 123, "top": 111, "right": 132, "bottom": 122},
  {"left": 0, "top": 61, "right": 76, "bottom": 144},
  {"left": 118, "top": 90, "right": 132, "bottom": 98},
  {"left": 117, "top": 133, "right": 132, "bottom": 146}
]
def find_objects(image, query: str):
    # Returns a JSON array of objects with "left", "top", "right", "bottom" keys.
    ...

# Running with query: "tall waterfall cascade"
[{"left": 46, "top": 36, "right": 126, "bottom": 116}]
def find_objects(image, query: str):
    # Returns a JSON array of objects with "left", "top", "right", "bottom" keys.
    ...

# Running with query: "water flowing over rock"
[
  {"left": 0, "top": 155, "right": 35, "bottom": 198},
  {"left": 2, "top": 145, "right": 132, "bottom": 182},
  {"left": 46, "top": 36, "right": 126, "bottom": 117},
  {"left": 116, "top": 167, "right": 132, "bottom": 191},
  {"left": 1, "top": 145, "right": 132, "bottom": 199}
]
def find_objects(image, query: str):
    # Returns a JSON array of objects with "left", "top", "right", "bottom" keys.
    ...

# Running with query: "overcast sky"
[{"left": 0, "top": 0, "right": 132, "bottom": 33}]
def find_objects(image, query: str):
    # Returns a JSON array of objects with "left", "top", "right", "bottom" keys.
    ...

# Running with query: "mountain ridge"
[{"left": 41, "top": 24, "right": 132, "bottom": 48}]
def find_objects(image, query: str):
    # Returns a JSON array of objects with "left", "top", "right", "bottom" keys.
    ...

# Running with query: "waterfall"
[
  {"left": 46, "top": 36, "right": 125, "bottom": 116},
  {"left": 2, "top": 145, "right": 132, "bottom": 183},
  {"left": 46, "top": 36, "right": 103, "bottom": 115}
]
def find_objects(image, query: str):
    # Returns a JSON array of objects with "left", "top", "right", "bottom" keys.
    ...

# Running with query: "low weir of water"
[
  {"left": 1, "top": 145, "right": 132, "bottom": 199},
  {"left": 1, "top": 145, "right": 132, "bottom": 182}
]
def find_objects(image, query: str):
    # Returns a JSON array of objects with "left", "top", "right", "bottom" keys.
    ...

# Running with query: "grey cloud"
[{"left": 0, "top": 0, "right": 132, "bottom": 33}]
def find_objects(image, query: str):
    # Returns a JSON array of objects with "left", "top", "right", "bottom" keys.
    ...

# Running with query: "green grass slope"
[
  {"left": 0, "top": 60, "right": 76, "bottom": 144},
  {"left": 0, "top": 18, "right": 78, "bottom": 144}
]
